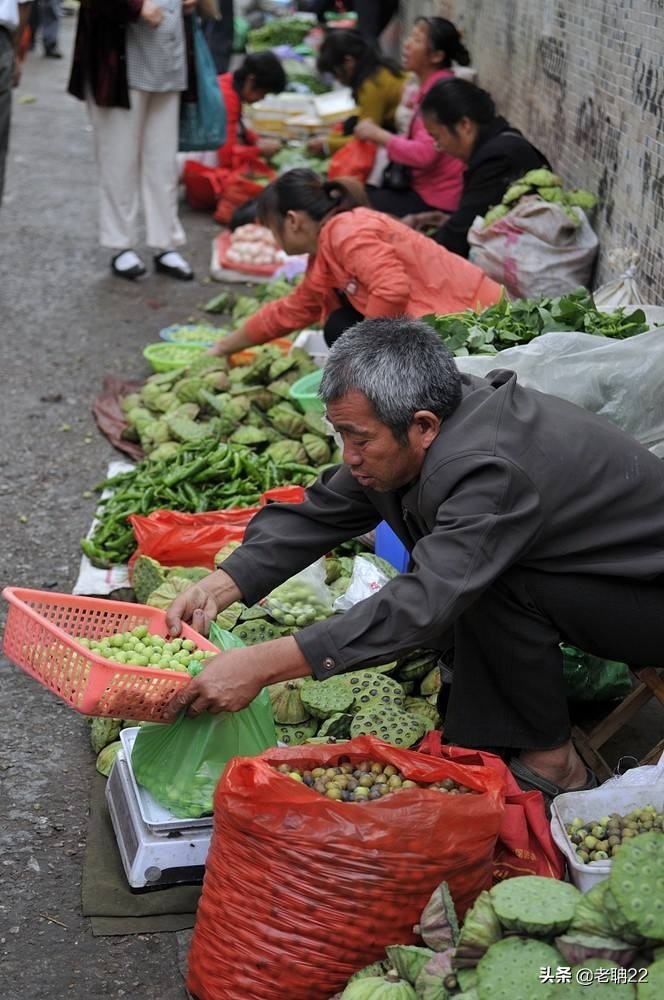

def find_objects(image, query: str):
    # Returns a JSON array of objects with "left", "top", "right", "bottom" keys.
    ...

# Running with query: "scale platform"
[{"left": 105, "top": 728, "right": 213, "bottom": 890}]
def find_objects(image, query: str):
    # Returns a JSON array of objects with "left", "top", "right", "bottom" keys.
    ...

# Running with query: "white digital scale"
[{"left": 105, "top": 728, "right": 213, "bottom": 891}]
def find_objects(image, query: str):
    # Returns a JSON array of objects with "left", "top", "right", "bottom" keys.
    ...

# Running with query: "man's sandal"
[{"left": 509, "top": 757, "right": 599, "bottom": 813}]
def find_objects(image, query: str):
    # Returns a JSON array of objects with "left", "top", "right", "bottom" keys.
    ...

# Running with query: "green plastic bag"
[
  {"left": 561, "top": 643, "right": 632, "bottom": 702},
  {"left": 131, "top": 625, "right": 277, "bottom": 818}
]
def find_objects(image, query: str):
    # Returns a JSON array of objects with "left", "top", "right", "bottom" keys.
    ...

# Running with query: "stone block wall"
[{"left": 400, "top": 0, "right": 664, "bottom": 302}]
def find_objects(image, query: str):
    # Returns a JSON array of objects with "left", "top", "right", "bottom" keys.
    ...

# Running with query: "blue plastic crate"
[{"left": 375, "top": 521, "right": 410, "bottom": 573}]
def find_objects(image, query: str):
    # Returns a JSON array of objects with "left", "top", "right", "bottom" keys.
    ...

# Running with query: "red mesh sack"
[
  {"left": 213, "top": 164, "right": 276, "bottom": 225},
  {"left": 187, "top": 736, "right": 504, "bottom": 1000},
  {"left": 183, "top": 161, "right": 231, "bottom": 211},
  {"left": 327, "top": 138, "right": 377, "bottom": 182},
  {"left": 418, "top": 732, "right": 565, "bottom": 882}
]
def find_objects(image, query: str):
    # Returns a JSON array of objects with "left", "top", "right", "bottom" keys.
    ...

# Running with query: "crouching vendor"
[{"left": 165, "top": 317, "right": 664, "bottom": 805}]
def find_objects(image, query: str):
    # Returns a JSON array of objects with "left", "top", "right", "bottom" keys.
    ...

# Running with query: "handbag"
[
  {"left": 381, "top": 159, "right": 411, "bottom": 191},
  {"left": 179, "top": 17, "right": 227, "bottom": 152}
]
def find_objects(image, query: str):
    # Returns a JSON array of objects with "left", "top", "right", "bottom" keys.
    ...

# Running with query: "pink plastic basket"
[{"left": 2, "top": 587, "right": 218, "bottom": 721}]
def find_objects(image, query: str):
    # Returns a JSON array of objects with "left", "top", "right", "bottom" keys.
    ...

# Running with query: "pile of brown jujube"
[{"left": 273, "top": 757, "right": 478, "bottom": 803}]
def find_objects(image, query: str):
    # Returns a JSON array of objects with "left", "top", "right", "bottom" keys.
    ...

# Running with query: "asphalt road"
[{"left": 0, "top": 17, "right": 222, "bottom": 999}]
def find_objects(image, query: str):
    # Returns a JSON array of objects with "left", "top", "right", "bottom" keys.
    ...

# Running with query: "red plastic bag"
[
  {"left": 127, "top": 487, "right": 305, "bottom": 572},
  {"left": 327, "top": 138, "right": 377, "bottom": 182},
  {"left": 187, "top": 736, "right": 504, "bottom": 1000},
  {"left": 213, "top": 163, "right": 276, "bottom": 225},
  {"left": 418, "top": 732, "right": 565, "bottom": 882},
  {"left": 183, "top": 161, "right": 231, "bottom": 210}
]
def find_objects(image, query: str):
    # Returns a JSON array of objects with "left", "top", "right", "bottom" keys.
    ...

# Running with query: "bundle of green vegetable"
[
  {"left": 270, "top": 143, "right": 330, "bottom": 175},
  {"left": 425, "top": 288, "right": 649, "bottom": 357},
  {"left": 482, "top": 167, "right": 598, "bottom": 228},
  {"left": 81, "top": 438, "right": 321, "bottom": 567},
  {"left": 336, "top": 835, "right": 664, "bottom": 998},
  {"left": 247, "top": 17, "right": 313, "bottom": 50},
  {"left": 283, "top": 60, "right": 330, "bottom": 95},
  {"left": 203, "top": 275, "right": 301, "bottom": 319}
]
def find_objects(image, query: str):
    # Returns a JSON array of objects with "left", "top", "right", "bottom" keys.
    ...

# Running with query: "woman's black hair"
[
  {"left": 233, "top": 51, "right": 287, "bottom": 95},
  {"left": 257, "top": 168, "right": 368, "bottom": 228},
  {"left": 420, "top": 78, "right": 495, "bottom": 133},
  {"left": 414, "top": 17, "right": 471, "bottom": 69},
  {"left": 316, "top": 29, "right": 401, "bottom": 99}
]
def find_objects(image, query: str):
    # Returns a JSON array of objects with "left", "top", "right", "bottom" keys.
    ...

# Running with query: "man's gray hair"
[{"left": 319, "top": 317, "right": 462, "bottom": 440}]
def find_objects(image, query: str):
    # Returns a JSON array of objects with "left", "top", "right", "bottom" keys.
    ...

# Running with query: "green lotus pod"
[
  {"left": 274, "top": 718, "right": 319, "bottom": 745},
  {"left": 404, "top": 697, "right": 440, "bottom": 730},
  {"left": 214, "top": 601, "right": 244, "bottom": 631},
  {"left": 224, "top": 396, "right": 252, "bottom": 421},
  {"left": 202, "top": 369, "right": 231, "bottom": 392},
  {"left": 420, "top": 666, "right": 442, "bottom": 697},
  {"left": 214, "top": 541, "right": 242, "bottom": 568},
  {"left": 228, "top": 366, "right": 251, "bottom": 386},
  {"left": 267, "top": 402, "right": 307, "bottom": 438},
  {"left": 476, "top": 937, "right": 562, "bottom": 1000},
  {"left": 550, "top": 959, "right": 636, "bottom": 998},
  {"left": 609, "top": 831, "right": 664, "bottom": 941},
  {"left": 396, "top": 650, "right": 438, "bottom": 683},
  {"left": 139, "top": 419, "right": 171, "bottom": 448},
  {"left": 268, "top": 353, "right": 299, "bottom": 381},
  {"left": 151, "top": 391, "right": 178, "bottom": 413},
  {"left": 300, "top": 676, "right": 355, "bottom": 720},
  {"left": 341, "top": 971, "right": 417, "bottom": 1000},
  {"left": 454, "top": 891, "right": 502, "bottom": 965},
  {"left": 568, "top": 880, "right": 615, "bottom": 939},
  {"left": 414, "top": 950, "right": 456, "bottom": 1000},
  {"left": 302, "top": 432, "right": 331, "bottom": 466},
  {"left": 328, "top": 575, "right": 351, "bottom": 600},
  {"left": 229, "top": 426, "right": 272, "bottom": 446},
  {"left": 140, "top": 381, "right": 164, "bottom": 404},
  {"left": 347, "top": 960, "right": 391, "bottom": 984},
  {"left": 415, "top": 880, "right": 459, "bottom": 951},
  {"left": 132, "top": 555, "right": 167, "bottom": 605},
  {"left": 268, "top": 679, "right": 310, "bottom": 724},
  {"left": 482, "top": 204, "right": 510, "bottom": 228},
  {"left": 386, "top": 945, "right": 436, "bottom": 986},
  {"left": 90, "top": 717, "right": 122, "bottom": 755},
  {"left": 602, "top": 884, "right": 648, "bottom": 945},
  {"left": 148, "top": 441, "right": 181, "bottom": 462},
  {"left": 169, "top": 402, "right": 200, "bottom": 421},
  {"left": 120, "top": 392, "right": 141, "bottom": 415},
  {"left": 502, "top": 182, "right": 532, "bottom": 205},
  {"left": 242, "top": 387, "right": 277, "bottom": 412},
  {"left": 269, "top": 373, "right": 302, "bottom": 398},
  {"left": 317, "top": 713, "right": 353, "bottom": 739},
  {"left": 127, "top": 407, "right": 154, "bottom": 432},
  {"left": 165, "top": 414, "right": 209, "bottom": 444},
  {"left": 350, "top": 705, "right": 425, "bottom": 747},
  {"left": 521, "top": 168, "right": 563, "bottom": 187},
  {"left": 490, "top": 875, "right": 580, "bottom": 937},
  {"left": 185, "top": 353, "right": 229, "bottom": 376},
  {"left": 456, "top": 969, "right": 479, "bottom": 991},
  {"left": 302, "top": 410, "right": 330, "bottom": 438},
  {"left": 96, "top": 741, "right": 122, "bottom": 777},
  {"left": 231, "top": 619, "right": 283, "bottom": 645},
  {"left": 372, "top": 661, "right": 398, "bottom": 675},
  {"left": 565, "top": 188, "right": 598, "bottom": 211},
  {"left": 324, "top": 556, "right": 342, "bottom": 584},
  {"left": 638, "top": 956, "right": 664, "bottom": 1000},
  {"left": 165, "top": 566, "right": 209, "bottom": 583},
  {"left": 265, "top": 439, "right": 308, "bottom": 465},
  {"left": 175, "top": 377, "right": 206, "bottom": 404},
  {"left": 289, "top": 346, "right": 318, "bottom": 374},
  {"left": 146, "top": 576, "right": 193, "bottom": 610},
  {"left": 341, "top": 669, "right": 405, "bottom": 713},
  {"left": 554, "top": 933, "right": 638, "bottom": 968},
  {"left": 537, "top": 186, "right": 566, "bottom": 203}
]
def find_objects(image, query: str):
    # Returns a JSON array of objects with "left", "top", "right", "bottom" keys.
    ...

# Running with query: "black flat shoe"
[
  {"left": 154, "top": 251, "right": 194, "bottom": 281},
  {"left": 111, "top": 251, "right": 147, "bottom": 280},
  {"left": 44, "top": 47, "right": 63, "bottom": 59}
]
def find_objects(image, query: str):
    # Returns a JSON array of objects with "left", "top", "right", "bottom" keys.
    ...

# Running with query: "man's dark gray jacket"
[{"left": 222, "top": 371, "right": 664, "bottom": 679}]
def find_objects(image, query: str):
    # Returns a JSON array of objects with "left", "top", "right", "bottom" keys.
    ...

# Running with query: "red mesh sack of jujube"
[{"left": 187, "top": 735, "right": 505, "bottom": 1000}]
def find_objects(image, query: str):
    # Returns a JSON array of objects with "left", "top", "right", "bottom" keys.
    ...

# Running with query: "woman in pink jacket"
[
  {"left": 210, "top": 169, "right": 501, "bottom": 354},
  {"left": 355, "top": 17, "right": 469, "bottom": 219}
]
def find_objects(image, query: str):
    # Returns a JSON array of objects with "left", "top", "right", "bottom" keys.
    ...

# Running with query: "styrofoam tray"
[
  {"left": 119, "top": 727, "right": 213, "bottom": 832},
  {"left": 551, "top": 782, "right": 664, "bottom": 892}
]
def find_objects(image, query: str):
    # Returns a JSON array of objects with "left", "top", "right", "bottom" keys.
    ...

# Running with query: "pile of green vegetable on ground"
[
  {"left": 334, "top": 834, "right": 664, "bottom": 997},
  {"left": 425, "top": 288, "right": 649, "bottom": 357},
  {"left": 247, "top": 16, "right": 314, "bottom": 51},
  {"left": 203, "top": 274, "right": 301, "bottom": 320}
]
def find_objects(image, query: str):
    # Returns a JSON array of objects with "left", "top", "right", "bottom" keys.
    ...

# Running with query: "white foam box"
[{"left": 550, "top": 781, "right": 664, "bottom": 892}]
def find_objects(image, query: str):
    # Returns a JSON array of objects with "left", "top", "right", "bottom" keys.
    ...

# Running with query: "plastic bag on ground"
[
  {"left": 467, "top": 199, "right": 598, "bottom": 299},
  {"left": 455, "top": 327, "right": 664, "bottom": 453},
  {"left": 186, "top": 735, "right": 504, "bottom": 1000},
  {"left": 130, "top": 626, "right": 277, "bottom": 818},
  {"left": 593, "top": 248, "right": 645, "bottom": 310}
]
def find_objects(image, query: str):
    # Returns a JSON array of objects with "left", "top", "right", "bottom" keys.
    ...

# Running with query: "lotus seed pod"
[
  {"left": 350, "top": 706, "right": 425, "bottom": 748},
  {"left": 317, "top": 713, "right": 353, "bottom": 739},
  {"left": 341, "top": 970, "right": 418, "bottom": 1000},
  {"left": 475, "top": 937, "right": 563, "bottom": 1000},
  {"left": 346, "top": 960, "right": 391, "bottom": 984},
  {"left": 340, "top": 669, "right": 405, "bottom": 713},
  {"left": 268, "top": 679, "right": 309, "bottom": 724},
  {"left": 416, "top": 879, "right": 459, "bottom": 951},
  {"left": 274, "top": 718, "right": 319, "bottom": 745},
  {"left": 554, "top": 932, "right": 638, "bottom": 968},
  {"left": 490, "top": 875, "right": 580, "bottom": 936},
  {"left": 386, "top": 946, "right": 436, "bottom": 986},
  {"left": 568, "top": 880, "right": 615, "bottom": 939},
  {"left": 300, "top": 677, "right": 355, "bottom": 720},
  {"left": 420, "top": 666, "right": 442, "bottom": 697},
  {"left": 454, "top": 890, "right": 502, "bottom": 965},
  {"left": 414, "top": 950, "right": 455, "bottom": 1000},
  {"left": 609, "top": 831, "right": 664, "bottom": 940}
]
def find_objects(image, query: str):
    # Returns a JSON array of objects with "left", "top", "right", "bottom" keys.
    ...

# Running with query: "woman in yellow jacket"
[{"left": 307, "top": 29, "right": 405, "bottom": 157}]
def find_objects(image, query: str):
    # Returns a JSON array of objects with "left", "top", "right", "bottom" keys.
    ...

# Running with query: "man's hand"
[
  {"left": 402, "top": 210, "right": 449, "bottom": 232},
  {"left": 182, "top": 0, "right": 197, "bottom": 13},
  {"left": 163, "top": 636, "right": 313, "bottom": 718},
  {"left": 166, "top": 569, "right": 242, "bottom": 637},
  {"left": 258, "top": 137, "right": 282, "bottom": 158},
  {"left": 141, "top": 0, "right": 164, "bottom": 28},
  {"left": 354, "top": 119, "right": 388, "bottom": 145}
]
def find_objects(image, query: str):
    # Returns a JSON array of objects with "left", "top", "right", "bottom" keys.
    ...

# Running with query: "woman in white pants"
[{"left": 68, "top": 0, "right": 196, "bottom": 280}]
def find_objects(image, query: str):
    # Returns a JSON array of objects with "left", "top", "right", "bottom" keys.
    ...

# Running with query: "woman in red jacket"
[
  {"left": 216, "top": 51, "right": 287, "bottom": 169},
  {"left": 210, "top": 169, "right": 502, "bottom": 354}
]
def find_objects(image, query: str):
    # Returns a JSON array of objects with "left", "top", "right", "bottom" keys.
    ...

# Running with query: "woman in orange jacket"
[{"left": 210, "top": 169, "right": 502, "bottom": 354}]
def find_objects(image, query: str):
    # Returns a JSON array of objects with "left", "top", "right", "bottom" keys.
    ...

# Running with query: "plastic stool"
[{"left": 374, "top": 521, "right": 410, "bottom": 573}]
